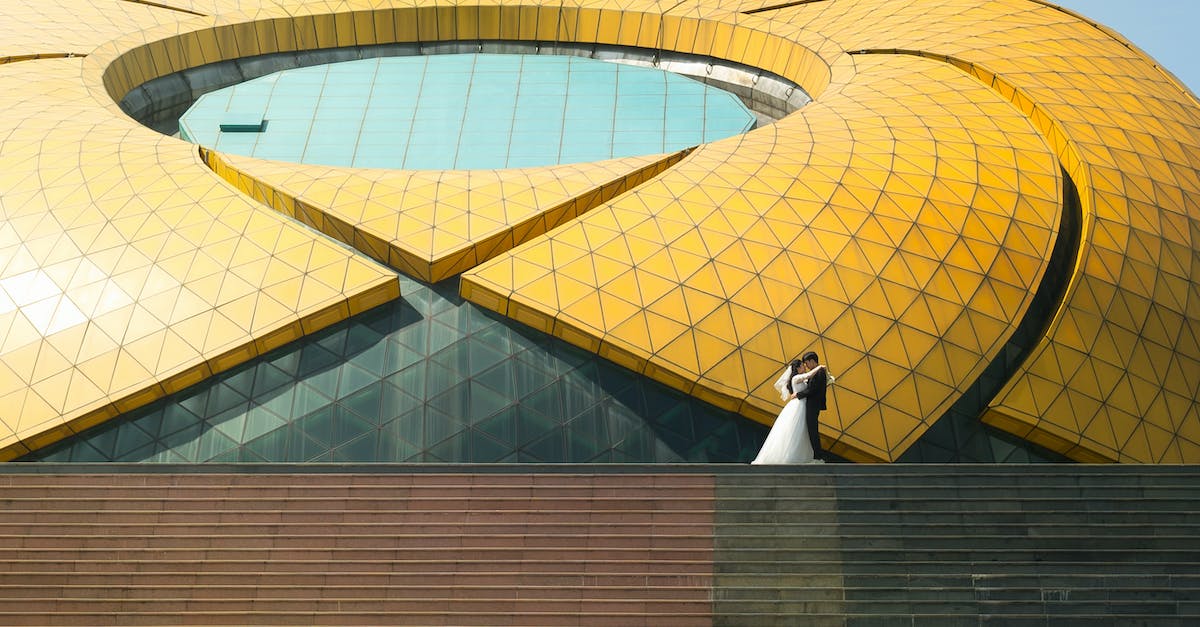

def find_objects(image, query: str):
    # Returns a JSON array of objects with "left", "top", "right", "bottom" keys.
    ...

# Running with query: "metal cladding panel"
[{"left": 1, "top": 0, "right": 1199, "bottom": 463}]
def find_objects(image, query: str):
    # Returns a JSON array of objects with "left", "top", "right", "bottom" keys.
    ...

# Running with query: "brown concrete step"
[
  {"left": 0, "top": 610, "right": 712, "bottom": 627},
  {"left": 0, "top": 511, "right": 714, "bottom": 526},
  {"left": 0, "top": 531, "right": 714, "bottom": 550},
  {"left": 0, "top": 557, "right": 713, "bottom": 575},
  {"left": 0, "top": 583, "right": 712, "bottom": 600},
  {"left": 0, "top": 522, "right": 714, "bottom": 539},
  {"left": 0, "top": 598, "right": 715, "bottom": 613},
  {"left": 0, "top": 546, "right": 715, "bottom": 563},
  {"left": 0, "top": 571, "right": 713, "bottom": 588},
  {"left": 0, "top": 472, "right": 717, "bottom": 623}
]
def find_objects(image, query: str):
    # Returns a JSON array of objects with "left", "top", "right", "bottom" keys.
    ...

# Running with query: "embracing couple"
[{"left": 751, "top": 351, "right": 832, "bottom": 465}]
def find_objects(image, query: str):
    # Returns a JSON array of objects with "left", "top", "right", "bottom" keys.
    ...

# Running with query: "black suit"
[{"left": 795, "top": 367, "right": 827, "bottom": 460}]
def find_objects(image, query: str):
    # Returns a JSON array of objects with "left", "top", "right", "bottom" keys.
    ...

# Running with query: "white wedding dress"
[{"left": 751, "top": 368, "right": 816, "bottom": 464}]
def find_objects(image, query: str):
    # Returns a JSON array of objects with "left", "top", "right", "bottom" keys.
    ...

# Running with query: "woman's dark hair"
[{"left": 786, "top": 358, "right": 803, "bottom": 394}]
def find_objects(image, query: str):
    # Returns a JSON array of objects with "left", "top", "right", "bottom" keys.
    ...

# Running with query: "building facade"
[{"left": 1, "top": 0, "right": 1198, "bottom": 464}]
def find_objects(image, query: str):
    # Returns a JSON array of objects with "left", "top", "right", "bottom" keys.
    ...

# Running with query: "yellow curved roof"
[
  {"left": 467, "top": 51, "right": 1064, "bottom": 461},
  {"left": 1, "top": 0, "right": 1198, "bottom": 463},
  {"left": 203, "top": 149, "right": 689, "bottom": 283}
]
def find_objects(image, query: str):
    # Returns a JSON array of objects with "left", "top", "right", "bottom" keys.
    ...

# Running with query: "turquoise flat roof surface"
[{"left": 179, "top": 54, "right": 757, "bottom": 169}]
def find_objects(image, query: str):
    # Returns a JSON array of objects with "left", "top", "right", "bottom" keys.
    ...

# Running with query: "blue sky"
[{"left": 1051, "top": 0, "right": 1199, "bottom": 94}]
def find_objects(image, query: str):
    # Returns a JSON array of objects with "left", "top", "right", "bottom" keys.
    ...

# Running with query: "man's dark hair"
[{"left": 802, "top": 351, "right": 819, "bottom": 364}]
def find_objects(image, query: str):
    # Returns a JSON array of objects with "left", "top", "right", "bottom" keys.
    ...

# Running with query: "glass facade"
[
  {"left": 22, "top": 265, "right": 1068, "bottom": 465},
  {"left": 18, "top": 46, "right": 1084, "bottom": 466},
  {"left": 22, "top": 274, "right": 770, "bottom": 463},
  {"left": 896, "top": 171, "right": 1081, "bottom": 464},
  {"left": 6, "top": 0, "right": 1200, "bottom": 465},
  {"left": 179, "top": 54, "right": 757, "bottom": 170}
]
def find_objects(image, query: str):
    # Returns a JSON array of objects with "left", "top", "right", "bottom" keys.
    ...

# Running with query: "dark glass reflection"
[
  {"left": 22, "top": 275, "right": 768, "bottom": 463},
  {"left": 898, "top": 168, "right": 1081, "bottom": 464}
]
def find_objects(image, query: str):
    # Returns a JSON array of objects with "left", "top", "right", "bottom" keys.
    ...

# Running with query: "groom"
[{"left": 794, "top": 351, "right": 828, "bottom": 461}]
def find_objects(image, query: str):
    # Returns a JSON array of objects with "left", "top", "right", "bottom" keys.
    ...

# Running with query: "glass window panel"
[
  {"left": 296, "top": 406, "right": 335, "bottom": 447},
  {"left": 345, "top": 323, "right": 385, "bottom": 354},
  {"left": 259, "top": 387, "right": 295, "bottom": 419},
  {"left": 32, "top": 443, "right": 79, "bottom": 462},
  {"left": 380, "top": 382, "right": 422, "bottom": 421},
  {"left": 206, "top": 379, "right": 248, "bottom": 415},
  {"left": 223, "top": 364, "right": 257, "bottom": 393},
  {"left": 475, "top": 407, "right": 519, "bottom": 446},
  {"left": 24, "top": 273, "right": 778, "bottom": 464},
  {"left": 298, "top": 344, "right": 341, "bottom": 378},
  {"left": 523, "top": 428, "right": 565, "bottom": 461},
  {"left": 468, "top": 381, "right": 512, "bottom": 423},
  {"left": 268, "top": 349, "right": 302, "bottom": 377},
  {"left": 561, "top": 381, "right": 600, "bottom": 419},
  {"left": 522, "top": 384, "right": 562, "bottom": 418},
  {"left": 253, "top": 363, "right": 295, "bottom": 396},
  {"left": 196, "top": 428, "right": 238, "bottom": 460},
  {"left": 425, "top": 362, "right": 461, "bottom": 399},
  {"left": 306, "top": 363, "right": 342, "bottom": 396},
  {"left": 429, "top": 341, "right": 470, "bottom": 373},
  {"left": 236, "top": 443, "right": 269, "bottom": 463},
  {"left": 382, "top": 408, "right": 425, "bottom": 450},
  {"left": 612, "top": 425, "right": 656, "bottom": 460},
  {"left": 427, "top": 431, "right": 470, "bottom": 462},
  {"left": 337, "top": 362, "right": 379, "bottom": 399},
  {"left": 179, "top": 54, "right": 752, "bottom": 170},
  {"left": 315, "top": 327, "right": 349, "bottom": 355},
  {"left": 78, "top": 423, "right": 122, "bottom": 459},
  {"left": 386, "top": 366, "right": 425, "bottom": 399},
  {"left": 427, "top": 320, "right": 462, "bottom": 356},
  {"left": 513, "top": 358, "right": 557, "bottom": 396},
  {"left": 331, "top": 431, "right": 379, "bottom": 461},
  {"left": 159, "top": 422, "right": 204, "bottom": 460},
  {"left": 428, "top": 382, "right": 470, "bottom": 420},
  {"left": 474, "top": 360, "right": 517, "bottom": 399},
  {"left": 383, "top": 342, "right": 425, "bottom": 377},
  {"left": 467, "top": 429, "right": 513, "bottom": 463},
  {"left": 342, "top": 382, "right": 384, "bottom": 424},
  {"left": 242, "top": 405, "right": 287, "bottom": 443},
  {"left": 517, "top": 405, "right": 561, "bottom": 447},
  {"left": 287, "top": 426, "right": 329, "bottom": 463},
  {"left": 378, "top": 424, "right": 422, "bottom": 462},
  {"left": 467, "top": 339, "right": 509, "bottom": 376},
  {"left": 293, "top": 383, "right": 334, "bottom": 416},
  {"left": 425, "top": 406, "right": 467, "bottom": 446},
  {"left": 654, "top": 403, "right": 696, "bottom": 440},
  {"left": 565, "top": 410, "right": 608, "bottom": 460},
  {"left": 210, "top": 409, "right": 248, "bottom": 443},
  {"left": 650, "top": 428, "right": 691, "bottom": 462}
]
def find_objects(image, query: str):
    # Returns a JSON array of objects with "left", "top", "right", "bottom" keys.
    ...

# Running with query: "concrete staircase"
[
  {"left": 715, "top": 465, "right": 1200, "bottom": 626},
  {"left": 0, "top": 470, "right": 715, "bottom": 626},
  {"left": 0, "top": 464, "right": 1196, "bottom": 625}
]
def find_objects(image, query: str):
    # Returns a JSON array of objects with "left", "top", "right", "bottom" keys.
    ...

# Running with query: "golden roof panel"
[{"left": 2, "top": 0, "right": 1199, "bottom": 463}]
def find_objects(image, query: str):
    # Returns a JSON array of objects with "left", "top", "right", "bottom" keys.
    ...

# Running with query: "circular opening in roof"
[{"left": 178, "top": 53, "right": 758, "bottom": 170}]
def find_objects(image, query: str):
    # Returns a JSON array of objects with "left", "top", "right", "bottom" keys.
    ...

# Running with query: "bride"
[{"left": 751, "top": 358, "right": 830, "bottom": 464}]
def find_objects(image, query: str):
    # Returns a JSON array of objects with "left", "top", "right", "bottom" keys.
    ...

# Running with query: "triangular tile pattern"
[
  {"left": 22, "top": 274, "right": 770, "bottom": 464},
  {"left": 7, "top": 0, "right": 1200, "bottom": 464},
  {"left": 947, "top": 12, "right": 1200, "bottom": 464},
  {"left": 0, "top": 0, "right": 184, "bottom": 60},
  {"left": 714, "top": 0, "right": 1200, "bottom": 463},
  {"left": 465, "top": 53, "right": 1063, "bottom": 462},
  {"left": 0, "top": 55, "right": 397, "bottom": 459},
  {"left": 453, "top": 0, "right": 1200, "bottom": 463},
  {"left": 765, "top": 0, "right": 1200, "bottom": 463},
  {"left": 204, "top": 149, "right": 687, "bottom": 282}
]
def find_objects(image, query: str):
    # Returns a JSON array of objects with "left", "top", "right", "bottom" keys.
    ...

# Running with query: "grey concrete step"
[
  {"left": 0, "top": 465, "right": 1195, "bottom": 625},
  {"left": 716, "top": 559, "right": 1200, "bottom": 576}
]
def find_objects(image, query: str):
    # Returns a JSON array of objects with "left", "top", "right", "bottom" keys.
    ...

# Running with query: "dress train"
[{"left": 751, "top": 396, "right": 816, "bottom": 465}]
